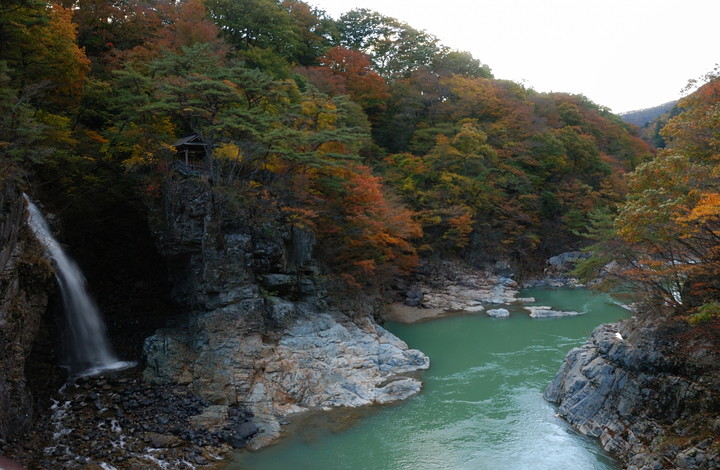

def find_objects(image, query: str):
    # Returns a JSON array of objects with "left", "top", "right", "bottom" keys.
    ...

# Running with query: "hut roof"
[{"left": 172, "top": 134, "right": 207, "bottom": 148}]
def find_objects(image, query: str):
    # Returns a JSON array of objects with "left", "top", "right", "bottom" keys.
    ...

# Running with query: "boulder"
[
  {"left": 146, "top": 432, "right": 181, "bottom": 448},
  {"left": 404, "top": 288, "right": 424, "bottom": 307},
  {"left": 487, "top": 308, "right": 510, "bottom": 318},
  {"left": 525, "top": 306, "right": 581, "bottom": 318}
]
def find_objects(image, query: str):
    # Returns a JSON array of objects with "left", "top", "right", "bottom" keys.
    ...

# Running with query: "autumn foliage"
[
  {"left": 2, "top": 0, "right": 655, "bottom": 289},
  {"left": 578, "top": 72, "right": 720, "bottom": 318}
]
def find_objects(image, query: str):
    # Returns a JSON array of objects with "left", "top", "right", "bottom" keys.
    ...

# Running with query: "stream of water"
[
  {"left": 229, "top": 287, "right": 630, "bottom": 470},
  {"left": 24, "top": 195, "right": 134, "bottom": 377}
]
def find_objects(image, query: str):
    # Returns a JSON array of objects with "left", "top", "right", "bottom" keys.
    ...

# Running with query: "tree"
[
  {"left": 57, "top": 0, "right": 165, "bottom": 74},
  {"left": 337, "top": 9, "right": 441, "bottom": 78},
  {"left": 315, "top": 164, "right": 422, "bottom": 286},
  {"left": 1, "top": 2, "right": 89, "bottom": 108},
  {"left": 581, "top": 74, "right": 720, "bottom": 311},
  {"left": 120, "top": 0, "right": 227, "bottom": 67},
  {"left": 309, "top": 46, "right": 390, "bottom": 122},
  {"left": 0, "top": 2, "right": 89, "bottom": 165},
  {"left": 204, "top": 0, "right": 300, "bottom": 61},
  {"left": 281, "top": 0, "right": 337, "bottom": 66},
  {"left": 431, "top": 49, "right": 493, "bottom": 79}
]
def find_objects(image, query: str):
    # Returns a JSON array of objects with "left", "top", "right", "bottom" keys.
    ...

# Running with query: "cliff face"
[
  {"left": 143, "top": 177, "right": 429, "bottom": 448},
  {"left": 0, "top": 180, "right": 58, "bottom": 440},
  {"left": 545, "top": 315, "right": 720, "bottom": 469}
]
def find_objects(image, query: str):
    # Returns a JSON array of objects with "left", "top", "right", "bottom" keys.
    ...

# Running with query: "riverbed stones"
[{"left": 0, "top": 368, "right": 256, "bottom": 469}]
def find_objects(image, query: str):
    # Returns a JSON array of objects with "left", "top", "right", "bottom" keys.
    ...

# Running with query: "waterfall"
[{"left": 23, "top": 195, "right": 134, "bottom": 377}]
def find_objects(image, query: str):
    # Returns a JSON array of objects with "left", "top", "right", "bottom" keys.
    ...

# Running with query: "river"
[{"left": 228, "top": 287, "right": 630, "bottom": 470}]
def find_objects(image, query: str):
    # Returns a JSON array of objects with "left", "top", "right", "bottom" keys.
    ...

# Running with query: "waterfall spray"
[{"left": 23, "top": 195, "right": 134, "bottom": 377}]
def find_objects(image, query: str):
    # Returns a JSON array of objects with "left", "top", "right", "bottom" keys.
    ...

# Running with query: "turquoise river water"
[{"left": 228, "top": 287, "right": 630, "bottom": 470}]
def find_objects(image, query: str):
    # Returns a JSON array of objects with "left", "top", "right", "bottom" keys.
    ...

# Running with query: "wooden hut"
[{"left": 173, "top": 134, "right": 208, "bottom": 169}]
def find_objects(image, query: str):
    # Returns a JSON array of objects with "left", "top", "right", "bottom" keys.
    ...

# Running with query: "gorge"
[
  {"left": 230, "top": 287, "right": 629, "bottom": 470},
  {"left": 2, "top": 175, "right": 720, "bottom": 470},
  {"left": 2, "top": 1, "right": 720, "bottom": 468}
]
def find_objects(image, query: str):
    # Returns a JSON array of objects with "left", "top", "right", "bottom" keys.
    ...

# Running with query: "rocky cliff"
[
  {"left": 0, "top": 179, "right": 59, "bottom": 441},
  {"left": 143, "top": 176, "right": 429, "bottom": 449},
  {"left": 545, "top": 315, "right": 720, "bottom": 469}
]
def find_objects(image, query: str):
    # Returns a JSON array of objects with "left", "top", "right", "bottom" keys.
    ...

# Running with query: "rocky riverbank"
[
  {"left": 387, "top": 259, "right": 528, "bottom": 323},
  {"left": 0, "top": 367, "right": 257, "bottom": 469},
  {"left": 387, "top": 255, "right": 589, "bottom": 323},
  {"left": 544, "top": 315, "right": 720, "bottom": 469},
  {"left": 144, "top": 310, "right": 429, "bottom": 450}
]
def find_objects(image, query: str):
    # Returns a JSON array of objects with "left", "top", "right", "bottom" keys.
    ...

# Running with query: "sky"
[{"left": 310, "top": 0, "right": 719, "bottom": 114}]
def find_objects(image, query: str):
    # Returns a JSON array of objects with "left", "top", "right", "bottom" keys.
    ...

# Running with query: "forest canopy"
[{"left": 1, "top": 0, "right": 656, "bottom": 285}]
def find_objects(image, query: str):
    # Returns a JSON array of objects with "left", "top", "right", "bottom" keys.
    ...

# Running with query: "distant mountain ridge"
[{"left": 620, "top": 100, "right": 678, "bottom": 127}]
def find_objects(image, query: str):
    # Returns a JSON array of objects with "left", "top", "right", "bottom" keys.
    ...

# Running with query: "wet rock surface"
[
  {"left": 524, "top": 305, "right": 581, "bottom": 318},
  {"left": 545, "top": 316, "right": 720, "bottom": 469},
  {"left": 0, "top": 368, "right": 256, "bottom": 469}
]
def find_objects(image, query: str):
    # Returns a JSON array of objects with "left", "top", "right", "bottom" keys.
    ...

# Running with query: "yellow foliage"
[
  {"left": 683, "top": 192, "right": 720, "bottom": 222},
  {"left": 297, "top": 96, "right": 338, "bottom": 131},
  {"left": 215, "top": 142, "right": 243, "bottom": 162}
]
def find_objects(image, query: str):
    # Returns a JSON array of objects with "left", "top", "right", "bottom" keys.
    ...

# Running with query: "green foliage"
[
  {"left": 378, "top": 76, "right": 648, "bottom": 265},
  {"left": 205, "top": 0, "right": 316, "bottom": 67},
  {"left": 431, "top": 50, "right": 493, "bottom": 79},
  {"left": 0, "top": 1, "right": 88, "bottom": 166},
  {"left": 689, "top": 302, "right": 720, "bottom": 325},
  {"left": 337, "top": 8, "right": 441, "bottom": 78}
]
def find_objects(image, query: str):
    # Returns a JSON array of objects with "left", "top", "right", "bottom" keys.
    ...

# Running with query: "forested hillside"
[
  {"left": 1, "top": 0, "right": 653, "bottom": 283},
  {"left": 621, "top": 100, "right": 680, "bottom": 149},
  {"left": 620, "top": 101, "right": 677, "bottom": 127},
  {"left": 4, "top": 2, "right": 720, "bottom": 468}
]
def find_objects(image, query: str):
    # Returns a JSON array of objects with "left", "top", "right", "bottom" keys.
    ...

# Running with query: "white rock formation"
[
  {"left": 524, "top": 306, "right": 582, "bottom": 318},
  {"left": 145, "top": 311, "right": 430, "bottom": 449},
  {"left": 487, "top": 308, "right": 510, "bottom": 318}
]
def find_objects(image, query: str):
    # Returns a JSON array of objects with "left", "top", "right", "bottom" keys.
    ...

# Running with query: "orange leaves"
[
  {"left": 281, "top": 206, "right": 319, "bottom": 230},
  {"left": 315, "top": 163, "right": 421, "bottom": 286},
  {"left": 662, "top": 77, "right": 720, "bottom": 160},
  {"left": 443, "top": 210, "right": 473, "bottom": 249},
  {"left": 3, "top": 3, "right": 91, "bottom": 108},
  {"left": 606, "top": 76, "right": 720, "bottom": 308},
  {"left": 683, "top": 192, "right": 720, "bottom": 224}
]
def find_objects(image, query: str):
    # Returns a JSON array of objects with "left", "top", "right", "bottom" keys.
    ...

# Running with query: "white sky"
[{"left": 311, "top": 0, "right": 719, "bottom": 113}]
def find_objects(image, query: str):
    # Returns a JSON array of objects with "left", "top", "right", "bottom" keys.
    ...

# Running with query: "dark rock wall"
[
  {"left": 0, "top": 182, "right": 59, "bottom": 441},
  {"left": 545, "top": 316, "right": 720, "bottom": 469},
  {"left": 151, "top": 177, "right": 324, "bottom": 330}
]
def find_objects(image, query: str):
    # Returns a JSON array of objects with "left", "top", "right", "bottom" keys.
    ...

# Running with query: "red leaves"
[
  {"left": 315, "top": 164, "right": 421, "bottom": 286},
  {"left": 301, "top": 47, "right": 390, "bottom": 119}
]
